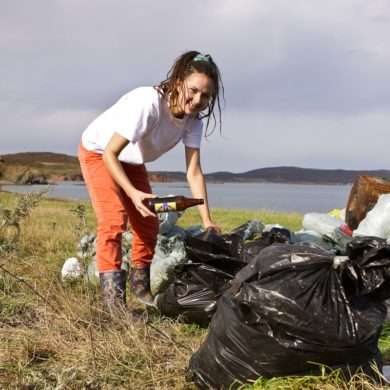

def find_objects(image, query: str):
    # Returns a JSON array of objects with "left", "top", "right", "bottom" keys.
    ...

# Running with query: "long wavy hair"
[{"left": 157, "top": 50, "right": 224, "bottom": 136}]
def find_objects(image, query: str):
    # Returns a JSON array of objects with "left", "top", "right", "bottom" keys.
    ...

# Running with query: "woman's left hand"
[{"left": 203, "top": 221, "right": 222, "bottom": 235}]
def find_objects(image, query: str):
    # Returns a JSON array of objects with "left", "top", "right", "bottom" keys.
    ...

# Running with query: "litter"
[
  {"left": 59, "top": 181, "right": 390, "bottom": 389},
  {"left": 156, "top": 227, "right": 249, "bottom": 326},
  {"left": 346, "top": 175, "right": 390, "bottom": 230},
  {"left": 188, "top": 239, "right": 389, "bottom": 389},
  {"left": 353, "top": 194, "right": 390, "bottom": 239},
  {"left": 150, "top": 235, "right": 187, "bottom": 296},
  {"left": 61, "top": 257, "right": 82, "bottom": 281},
  {"left": 302, "top": 212, "right": 343, "bottom": 236}
]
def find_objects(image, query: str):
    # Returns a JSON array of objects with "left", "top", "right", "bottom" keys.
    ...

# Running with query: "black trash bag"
[
  {"left": 185, "top": 229, "right": 244, "bottom": 263},
  {"left": 156, "top": 262, "right": 236, "bottom": 327},
  {"left": 242, "top": 227, "right": 292, "bottom": 263},
  {"left": 344, "top": 236, "right": 390, "bottom": 301},
  {"left": 228, "top": 220, "right": 264, "bottom": 241},
  {"left": 188, "top": 244, "right": 387, "bottom": 389},
  {"left": 157, "top": 229, "right": 248, "bottom": 326},
  {"left": 157, "top": 224, "right": 293, "bottom": 327}
]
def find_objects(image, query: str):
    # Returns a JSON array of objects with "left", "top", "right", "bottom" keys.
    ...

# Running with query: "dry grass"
[
  {"left": 0, "top": 192, "right": 204, "bottom": 389},
  {"left": 0, "top": 191, "right": 389, "bottom": 389},
  {"left": 0, "top": 253, "right": 203, "bottom": 389}
]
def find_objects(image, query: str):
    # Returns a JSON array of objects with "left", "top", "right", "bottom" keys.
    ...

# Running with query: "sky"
[{"left": 1, "top": 0, "right": 390, "bottom": 173}]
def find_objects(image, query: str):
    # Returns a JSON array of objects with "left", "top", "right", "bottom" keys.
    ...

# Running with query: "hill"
[
  {"left": 206, "top": 166, "right": 390, "bottom": 184},
  {"left": 0, "top": 152, "right": 82, "bottom": 184},
  {"left": 1, "top": 152, "right": 390, "bottom": 185}
]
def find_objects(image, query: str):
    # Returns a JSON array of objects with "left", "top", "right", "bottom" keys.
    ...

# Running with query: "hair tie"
[{"left": 193, "top": 54, "right": 211, "bottom": 63}]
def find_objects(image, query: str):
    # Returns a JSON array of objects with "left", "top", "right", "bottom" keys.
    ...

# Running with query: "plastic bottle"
[{"left": 145, "top": 195, "right": 204, "bottom": 213}]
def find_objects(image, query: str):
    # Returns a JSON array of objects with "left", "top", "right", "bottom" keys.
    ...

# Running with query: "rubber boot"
[
  {"left": 99, "top": 270, "right": 127, "bottom": 313},
  {"left": 129, "top": 267, "right": 156, "bottom": 307}
]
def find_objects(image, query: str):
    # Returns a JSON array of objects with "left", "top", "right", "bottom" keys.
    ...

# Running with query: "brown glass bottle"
[{"left": 144, "top": 195, "right": 204, "bottom": 213}]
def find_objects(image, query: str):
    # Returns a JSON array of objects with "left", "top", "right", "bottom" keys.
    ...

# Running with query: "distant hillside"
[
  {"left": 1, "top": 152, "right": 78, "bottom": 164},
  {"left": 205, "top": 167, "right": 390, "bottom": 184},
  {"left": 0, "top": 152, "right": 82, "bottom": 184},
  {"left": 1, "top": 152, "right": 389, "bottom": 185}
]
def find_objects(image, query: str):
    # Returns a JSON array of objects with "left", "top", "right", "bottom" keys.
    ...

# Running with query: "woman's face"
[{"left": 175, "top": 72, "right": 215, "bottom": 117}]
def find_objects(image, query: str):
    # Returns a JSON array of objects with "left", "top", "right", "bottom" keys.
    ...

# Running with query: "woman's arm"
[
  {"left": 103, "top": 132, "right": 156, "bottom": 217},
  {"left": 185, "top": 146, "right": 221, "bottom": 232}
]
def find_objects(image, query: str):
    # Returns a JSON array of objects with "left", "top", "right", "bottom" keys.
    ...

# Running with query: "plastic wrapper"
[{"left": 188, "top": 240, "right": 388, "bottom": 389}]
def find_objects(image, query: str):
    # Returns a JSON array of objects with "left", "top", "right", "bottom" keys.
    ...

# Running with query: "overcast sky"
[{"left": 1, "top": 0, "right": 390, "bottom": 173}]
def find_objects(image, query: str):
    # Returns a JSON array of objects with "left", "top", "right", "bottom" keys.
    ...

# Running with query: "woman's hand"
[
  {"left": 203, "top": 220, "right": 222, "bottom": 235},
  {"left": 128, "top": 189, "right": 157, "bottom": 218}
]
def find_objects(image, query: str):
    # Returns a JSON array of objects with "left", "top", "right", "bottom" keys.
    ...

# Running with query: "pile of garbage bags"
[
  {"left": 155, "top": 222, "right": 265, "bottom": 326},
  {"left": 61, "top": 182, "right": 390, "bottom": 388},
  {"left": 188, "top": 238, "right": 389, "bottom": 388}
]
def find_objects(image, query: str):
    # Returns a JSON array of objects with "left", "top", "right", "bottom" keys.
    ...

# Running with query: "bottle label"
[{"left": 154, "top": 201, "right": 177, "bottom": 212}]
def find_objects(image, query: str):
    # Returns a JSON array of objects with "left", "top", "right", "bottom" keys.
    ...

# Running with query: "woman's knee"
[{"left": 132, "top": 216, "right": 159, "bottom": 242}]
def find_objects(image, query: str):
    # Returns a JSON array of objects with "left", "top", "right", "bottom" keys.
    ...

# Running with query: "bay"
[{"left": 2, "top": 181, "right": 352, "bottom": 213}]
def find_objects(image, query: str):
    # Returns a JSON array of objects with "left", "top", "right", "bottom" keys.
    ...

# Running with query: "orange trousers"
[{"left": 78, "top": 144, "right": 159, "bottom": 272}]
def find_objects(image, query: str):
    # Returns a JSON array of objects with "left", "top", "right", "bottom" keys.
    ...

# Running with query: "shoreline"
[
  {"left": 0, "top": 179, "right": 353, "bottom": 186},
  {"left": 0, "top": 181, "right": 351, "bottom": 214}
]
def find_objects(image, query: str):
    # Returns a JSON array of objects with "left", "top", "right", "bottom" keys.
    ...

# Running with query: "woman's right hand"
[{"left": 128, "top": 190, "right": 157, "bottom": 218}]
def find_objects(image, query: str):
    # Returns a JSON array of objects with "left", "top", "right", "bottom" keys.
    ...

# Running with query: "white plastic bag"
[
  {"left": 302, "top": 213, "right": 343, "bottom": 236},
  {"left": 353, "top": 194, "right": 390, "bottom": 239},
  {"left": 61, "top": 257, "right": 82, "bottom": 281},
  {"left": 150, "top": 235, "right": 187, "bottom": 296}
]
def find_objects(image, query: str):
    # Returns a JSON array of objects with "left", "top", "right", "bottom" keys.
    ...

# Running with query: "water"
[
  {"left": 1, "top": 181, "right": 352, "bottom": 213},
  {"left": 384, "top": 366, "right": 390, "bottom": 380}
]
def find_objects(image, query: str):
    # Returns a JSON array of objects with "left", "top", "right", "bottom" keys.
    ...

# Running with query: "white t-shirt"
[{"left": 81, "top": 87, "right": 203, "bottom": 164}]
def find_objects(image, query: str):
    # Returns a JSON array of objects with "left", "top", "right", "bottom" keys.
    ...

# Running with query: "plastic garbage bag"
[
  {"left": 188, "top": 241, "right": 388, "bottom": 389},
  {"left": 184, "top": 229, "right": 246, "bottom": 274},
  {"left": 150, "top": 225, "right": 204, "bottom": 295},
  {"left": 150, "top": 235, "right": 187, "bottom": 296},
  {"left": 344, "top": 236, "right": 390, "bottom": 300},
  {"left": 156, "top": 262, "right": 236, "bottom": 327},
  {"left": 158, "top": 211, "right": 181, "bottom": 235},
  {"left": 353, "top": 194, "right": 390, "bottom": 239},
  {"left": 61, "top": 257, "right": 82, "bottom": 281},
  {"left": 346, "top": 175, "right": 390, "bottom": 230},
  {"left": 242, "top": 226, "right": 292, "bottom": 263},
  {"left": 77, "top": 233, "right": 96, "bottom": 259},
  {"left": 323, "top": 227, "right": 354, "bottom": 254},
  {"left": 156, "top": 222, "right": 288, "bottom": 326},
  {"left": 292, "top": 229, "right": 335, "bottom": 252},
  {"left": 156, "top": 227, "right": 250, "bottom": 326},
  {"left": 302, "top": 212, "right": 343, "bottom": 236},
  {"left": 229, "top": 220, "right": 264, "bottom": 241}
]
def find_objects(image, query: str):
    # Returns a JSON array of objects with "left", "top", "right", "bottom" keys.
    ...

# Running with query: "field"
[{"left": 0, "top": 191, "right": 389, "bottom": 389}]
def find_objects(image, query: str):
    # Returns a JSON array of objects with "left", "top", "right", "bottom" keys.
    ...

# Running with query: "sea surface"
[{"left": 2, "top": 181, "right": 352, "bottom": 214}]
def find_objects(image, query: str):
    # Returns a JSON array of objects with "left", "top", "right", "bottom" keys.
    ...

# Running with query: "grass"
[{"left": 0, "top": 191, "right": 389, "bottom": 389}]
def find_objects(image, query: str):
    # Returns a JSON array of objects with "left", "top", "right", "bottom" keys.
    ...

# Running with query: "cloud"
[{"left": 1, "top": 0, "right": 390, "bottom": 171}]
